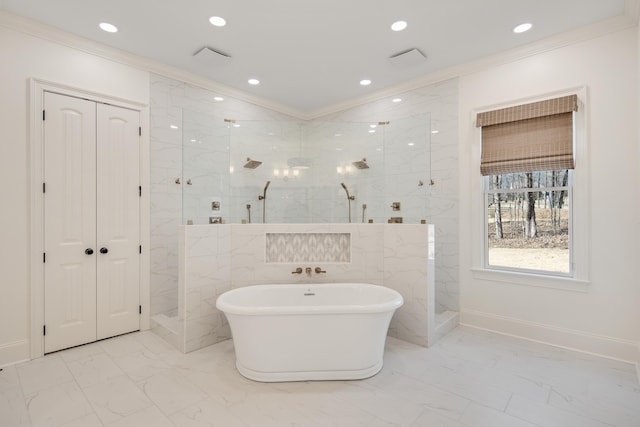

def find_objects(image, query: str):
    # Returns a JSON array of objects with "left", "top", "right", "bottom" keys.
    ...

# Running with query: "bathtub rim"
[{"left": 216, "top": 283, "right": 403, "bottom": 316}]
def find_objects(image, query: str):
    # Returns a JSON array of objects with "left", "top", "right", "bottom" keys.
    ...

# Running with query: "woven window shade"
[{"left": 477, "top": 95, "right": 577, "bottom": 176}]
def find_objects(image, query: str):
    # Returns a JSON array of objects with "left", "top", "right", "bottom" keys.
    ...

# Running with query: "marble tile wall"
[
  {"left": 384, "top": 225, "right": 435, "bottom": 347},
  {"left": 229, "top": 224, "right": 384, "bottom": 289},
  {"left": 318, "top": 79, "right": 459, "bottom": 314},
  {"left": 177, "top": 223, "right": 434, "bottom": 352},
  {"left": 182, "top": 225, "right": 231, "bottom": 353},
  {"left": 150, "top": 75, "right": 459, "bottom": 331},
  {"left": 150, "top": 74, "right": 300, "bottom": 320}
]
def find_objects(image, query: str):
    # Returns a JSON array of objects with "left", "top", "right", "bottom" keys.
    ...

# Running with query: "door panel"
[
  {"left": 96, "top": 104, "right": 140, "bottom": 339},
  {"left": 43, "top": 92, "right": 97, "bottom": 353}
]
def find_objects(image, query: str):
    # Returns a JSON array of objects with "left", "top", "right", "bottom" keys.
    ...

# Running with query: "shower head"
[
  {"left": 352, "top": 158, "right": 369, "bottom": 170},
  {"left": 244, "top": 157, "right": 262, "bottom": 169},
  {"left": 259, "top": 180, "right": 271, "bottom": 200}
]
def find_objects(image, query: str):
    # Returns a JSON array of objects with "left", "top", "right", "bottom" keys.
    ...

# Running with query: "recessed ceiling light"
[
  {"left": 209, "top": 16, "right": 227, "bottom": 27},
  {"left": 369, "top": 124, "right": 377, "bottom": 128},
  {"left": 170, "top": 125, "right": 178, "bottom": 129},
  {"left": 99, "top": 22, "right": 118, "bottom": 33},
  {"left": 431, "top": 130, "right": 440, "bottom": 134},
  {"left": 391, "top": 20, "right": 408, "bottom": 32},
  {"left": 360, "top": 79, "right": 372, "bottom": 86},
  {"left": 369, "top": 130, "right": 376, "bottom": 134},
  {"left": 513, "top": 23, "right": 532, "bottom": 33},
  {"left": 408, "top": 142, "right": 415, "bottom": 146},
  {"left": 248, "top": 78, "right": 260, "bottom": 85},
  {"left": 213, "top": 96, "right": 224, "bottom": 102},
  {"left": 392, "top": 98, "right": 402, "bottom": 103}
]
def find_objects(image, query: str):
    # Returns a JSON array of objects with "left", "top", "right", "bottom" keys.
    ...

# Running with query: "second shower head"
[
  {"left": 352, "top": 158, "right": 369, "bottom": 170},
  {"left": 244, "top": 157, "right": 263, "bottom": 169}
]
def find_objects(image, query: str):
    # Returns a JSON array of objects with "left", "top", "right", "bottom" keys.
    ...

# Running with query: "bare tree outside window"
[{"left": 487, "top": 170, "right": 570, "bottom": 273}]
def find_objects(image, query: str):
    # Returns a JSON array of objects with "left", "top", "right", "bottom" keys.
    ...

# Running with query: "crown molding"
[
  {"left": 625, "top": 0, "right": 640, "bottom": 23},
  {"left": 1, "top": 8, "right": 635, "bottom": 121},
  {"left": 0, "top": 10, "right": 303, "bottom": 119},
  {"left": 307, "top": 13, "right": 637, "bottom": 119}
]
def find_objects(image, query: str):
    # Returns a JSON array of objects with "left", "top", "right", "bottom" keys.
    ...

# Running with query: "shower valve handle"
[
  {"left": 314, "top": 267, "right": 326, "bottom": 274},
  {"left": 291, "top": 267, "right": 303, "bottom": 274}
]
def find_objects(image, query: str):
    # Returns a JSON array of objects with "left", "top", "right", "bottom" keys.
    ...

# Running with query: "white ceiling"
[{"left": 0, "top": 0, "right": 629, "bottom": 115}]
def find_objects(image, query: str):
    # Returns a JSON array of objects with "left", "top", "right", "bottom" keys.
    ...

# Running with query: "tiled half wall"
[{"left": 162, "top": 223, "right": 435, "bottom": 353}]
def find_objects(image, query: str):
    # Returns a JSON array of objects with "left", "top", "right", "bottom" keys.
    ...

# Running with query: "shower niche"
[{"left": 181, "top": 112, "right": 432, "bottom": 225}]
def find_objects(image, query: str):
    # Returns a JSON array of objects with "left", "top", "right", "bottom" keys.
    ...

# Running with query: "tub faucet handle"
[
  {"left": 305, "top": 267, "right": 312, "bottom": 276},
  {"left": 314, "top": 267, "right": 326, "bottom": 274},
  {"left": 292, "top": 267, "right": 303, "bottom": 274}
]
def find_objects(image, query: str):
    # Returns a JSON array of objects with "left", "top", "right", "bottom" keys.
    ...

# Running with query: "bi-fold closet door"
[{"left": 43, "top": 91, "right": 141, "bottom": 354}]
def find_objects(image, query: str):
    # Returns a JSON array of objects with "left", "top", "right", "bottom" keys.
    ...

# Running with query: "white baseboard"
[
  {"left": 636, "top": 344, "right": 640, "bottom": 384},
  {"left": 460, "top": 309, "right": 639, "bottom": 364},
  {"left": 0, "top": 339, "right": 30, "bottom": 368}
]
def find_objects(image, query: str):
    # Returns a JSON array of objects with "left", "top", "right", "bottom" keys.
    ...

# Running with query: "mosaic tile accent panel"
[{"left": 265, "top": 233, "right": 351, "bottom": 263}]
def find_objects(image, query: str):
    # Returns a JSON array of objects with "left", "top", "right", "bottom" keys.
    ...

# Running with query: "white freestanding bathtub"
[{"left": 216, "top": 283, "right": 403, "bottom": 382}]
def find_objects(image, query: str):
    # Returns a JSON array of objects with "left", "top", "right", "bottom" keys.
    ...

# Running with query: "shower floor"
[
  {"left": 151, "top": 312, "right": 180, "bottom": 335},
  {"left": 434, "top": 310, "right": 459, "bottom": 345}
]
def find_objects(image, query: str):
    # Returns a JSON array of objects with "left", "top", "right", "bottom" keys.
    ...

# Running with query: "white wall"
[
  {"left": 0, "top": 21, "right": 149, "bottom": 366},
  {"left": 458, "top": 27, "right": 640, "bottom": 361},
  {"left": 637, "top": 21, "right": 640, "bottom": 372}
]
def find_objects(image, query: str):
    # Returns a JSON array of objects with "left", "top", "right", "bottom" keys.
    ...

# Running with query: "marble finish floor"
[{"left": 1, "top": 326, "right": 639, "bottom": 427}]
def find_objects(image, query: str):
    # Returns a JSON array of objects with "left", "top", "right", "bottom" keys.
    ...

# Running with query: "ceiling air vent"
[
  {"left": 389, "top": 48, "right": 427, "bottom": 67},
  {"left": 193, "top": 47, "right": 231, "bottom": 67}
]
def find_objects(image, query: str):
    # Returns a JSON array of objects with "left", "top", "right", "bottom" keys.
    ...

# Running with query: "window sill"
[{"left": 471, "top": 268, "right": 590, "bottom": 292}]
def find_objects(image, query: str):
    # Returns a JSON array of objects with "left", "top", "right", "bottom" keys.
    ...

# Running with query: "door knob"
[
  {"left": 99, "top": 247, "right": 109, "bottom": 254},
  {"left": 85, "top": 248, "right": 94, "bottom": 255}
]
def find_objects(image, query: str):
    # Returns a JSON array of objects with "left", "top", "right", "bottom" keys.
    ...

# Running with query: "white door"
[
  {"left": 43, "top": 92, "right": 140, "bottom": 353},
  {"left": 43, "top": 92, "right": 97, "bottom": 353},
  {"left": 96, "top": 103, "right": 141, "bottom": 339}
]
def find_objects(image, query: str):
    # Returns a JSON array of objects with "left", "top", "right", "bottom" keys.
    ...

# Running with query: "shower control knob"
[
  {"left": 99, "top": 247, "right": 109, "bottom": 254},
  {"left": 85, "top": 248, "right": 94, "bottom": 255}
]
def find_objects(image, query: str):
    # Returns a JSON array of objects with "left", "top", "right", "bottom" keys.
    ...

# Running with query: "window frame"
[{"left": 472, "top": 87, "right": 590, "bottom": 290}]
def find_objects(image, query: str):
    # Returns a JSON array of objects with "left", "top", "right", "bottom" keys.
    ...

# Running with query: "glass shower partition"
[
  {"left": 180, "top": 113, "right": 431, "bottom": 225},
  {"left": 182, "top": 111, "right": 231, "bottom": 225}
]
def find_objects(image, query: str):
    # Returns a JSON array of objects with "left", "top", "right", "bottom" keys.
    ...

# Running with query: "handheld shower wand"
[
  {"left": 258, "top": 181, "right": 271, "bottom": 223},
  {"left": 340, "top": 183, "right": 355, "bottom": 223}
]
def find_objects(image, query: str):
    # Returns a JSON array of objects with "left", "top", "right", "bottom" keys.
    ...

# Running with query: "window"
[
  {"left": 476, "top": 94, "right": 582, "bottom": 279},
  {"left": 485, "top": 170, "right": 571, "bottom": 275}
]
